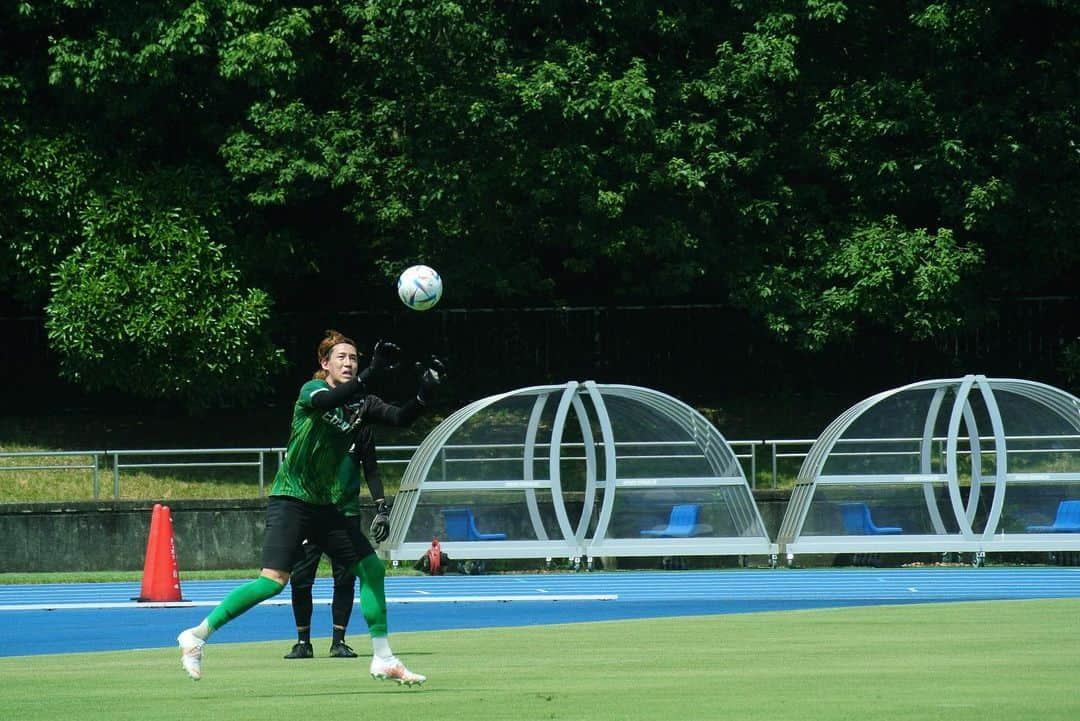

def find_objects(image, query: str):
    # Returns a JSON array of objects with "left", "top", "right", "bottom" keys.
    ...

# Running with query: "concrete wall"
[
  {"left": 0, "top": 499, "right": 269, "bottom": 573},
  {"left": 0, "top": 491, "right": 792, "bottom": 573}
]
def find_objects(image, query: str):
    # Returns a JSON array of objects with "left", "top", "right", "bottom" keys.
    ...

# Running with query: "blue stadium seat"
[
  {"left": 839, "top": 502, "right": 903, "bottom": 535},
  {"left": 640, "top": 503, "right": 707, "bottom": 538},
  {"left": 1027, "top": 500, "right": 1080, "bottom": 533},
  {"left": 441, "top": 508, "right": 507, "bottom": 541}
]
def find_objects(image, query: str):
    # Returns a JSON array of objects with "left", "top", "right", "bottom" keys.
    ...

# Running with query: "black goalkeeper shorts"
[
  {"left": 261, "top": 495, "right": 374, "bottom": 573},
  {"left": 288, "top": 522, "right": 362, "bottom": 591}
]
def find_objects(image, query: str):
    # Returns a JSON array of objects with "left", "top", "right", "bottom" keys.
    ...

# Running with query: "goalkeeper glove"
[
  {"left": 416, "top": 356, "right": 447, "bottom": 403},
  {"left": 370, "top": 340, "right": 401, "bottom": 374},
  {"left": 370, "top": 498, "right": 391, "bottom": 543},
  {"left": 357, "top": 340, "right": 401, "bottom": 386}
]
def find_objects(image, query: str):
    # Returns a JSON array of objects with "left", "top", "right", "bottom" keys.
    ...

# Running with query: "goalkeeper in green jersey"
[
  {"left": 178, "top": 329, "right": 444, "bottom": 685},
  {"left": 282, "top": 422, "right": 399, "bottom": 659}
]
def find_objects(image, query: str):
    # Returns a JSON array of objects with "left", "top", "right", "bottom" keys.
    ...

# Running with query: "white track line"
[{"left": 0, "top": 594, "right": 618, "bottom": 612}]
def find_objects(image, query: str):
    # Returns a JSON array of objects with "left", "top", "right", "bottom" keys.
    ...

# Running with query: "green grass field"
[{"left": 2, "top": 599, "right": 1077, "bottom": 721}]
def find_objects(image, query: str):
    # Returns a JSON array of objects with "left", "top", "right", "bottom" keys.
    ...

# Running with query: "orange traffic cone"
[
  {"left": 137, "top": 503, "right": 163, "bottom": 597},
  {"left": 135, "top": 503, "right": 184, "bottom": 602}
]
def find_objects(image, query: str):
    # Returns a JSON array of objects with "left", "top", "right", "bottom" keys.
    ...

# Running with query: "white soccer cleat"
[
  {"left": 369, "top": 655, "right": 426, "bottom": 686},
  {"left": 177, "top": 628, "right": 205, "bottom": 681}
]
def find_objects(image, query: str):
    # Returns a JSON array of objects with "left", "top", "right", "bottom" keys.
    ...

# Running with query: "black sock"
[
  {"left": 298, "top": 627, "right": 311, "bottom": 644},
  {"left": 332, "top": 627, "right": 346, "bottom": 645}
]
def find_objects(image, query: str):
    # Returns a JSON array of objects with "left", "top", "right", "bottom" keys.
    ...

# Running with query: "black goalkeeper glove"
[
  {"left": 370, "top": 498, "right": 391, "bottom": 543},
  {"left": 370, "top": 340, "right": 401, "bottom": 374},
  {"left": 357, "top": 340, "right": 401, "bottom": 386},
  {"left": 416, "top": 356, "right": 447, "bottom": 404}
]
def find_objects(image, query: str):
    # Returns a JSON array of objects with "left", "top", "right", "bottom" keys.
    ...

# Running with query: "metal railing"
[
  {"left": 763, "top": 439, "right": 816, "bottom": 489},
  {"left": 0, "top": 450, "right": 106, "bottom": 497},
  {"left": 10, "top": 435, "right": 1071, "bottom": 499},
  {"left": 0, "top": 439, "right": 771, "bottom": 500},
  {"left": 108, "top": 448, "right": 283, "bottom": 499}
]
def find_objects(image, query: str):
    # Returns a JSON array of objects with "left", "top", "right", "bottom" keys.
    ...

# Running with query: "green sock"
[
  {"left": 353, "top": 555, "right": 388, "bottom": 637},
  {"left": 207, "top": 576, "right": 285, "bottom": 631}
]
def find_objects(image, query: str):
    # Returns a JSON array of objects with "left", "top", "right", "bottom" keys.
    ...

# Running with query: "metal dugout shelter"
[
  {"left": 384, "top": 382, "right": 774, "bottom": 564},
  {"left": 776, "top": 375, "right": 1080, "bottom": 562}
]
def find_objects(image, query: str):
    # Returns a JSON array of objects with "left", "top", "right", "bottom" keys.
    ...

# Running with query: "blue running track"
[{"left": 2, "top": 567, "right": 1079, "bottom": 657}]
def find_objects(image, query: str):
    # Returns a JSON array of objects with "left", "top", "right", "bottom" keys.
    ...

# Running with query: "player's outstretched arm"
[
  {"left": 356, "top": 340, "right": 401, "bottom": 385},
  {"left": 361, "top": 356, "right": 447, "bottom": 427},
  {"left": 310, "top": 341, "right": 402, "bottom": 411}
]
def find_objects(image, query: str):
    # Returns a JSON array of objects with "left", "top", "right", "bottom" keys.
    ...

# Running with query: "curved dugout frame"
[
  {"left": 777, "top": 375, "right": 1080, "bottom": 560},
  {"left": 384, "top": 382, "right": 775, "bottom": 563}
]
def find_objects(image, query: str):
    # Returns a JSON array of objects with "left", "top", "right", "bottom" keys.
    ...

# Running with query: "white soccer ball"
[{"left": 397, "top": 264, "right": 443, "bottom": 311}]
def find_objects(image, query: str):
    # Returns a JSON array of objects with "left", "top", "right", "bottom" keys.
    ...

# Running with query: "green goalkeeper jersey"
[
  {"left": 331, "top": 415, "right": 381, "bottom": 517},
  {"left": 332, "top": 454, "right": 363, "bottom": 516},
  {"left": 270, "top": 379, "right": 356, "bottom": 505}
]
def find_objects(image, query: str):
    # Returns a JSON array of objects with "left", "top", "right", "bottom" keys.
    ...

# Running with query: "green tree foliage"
[
  {"left": 213, "top": 0, "right": 1079, "bottom": 340},
  {"left": 1, "top": 1, "right": 1078, "bottom": 407},
  {"left": 45, "top": 179, "right": 284, "bottom": 409},
  {"left": 1, "top": 1, "right": 284, "bottom": 407}
]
